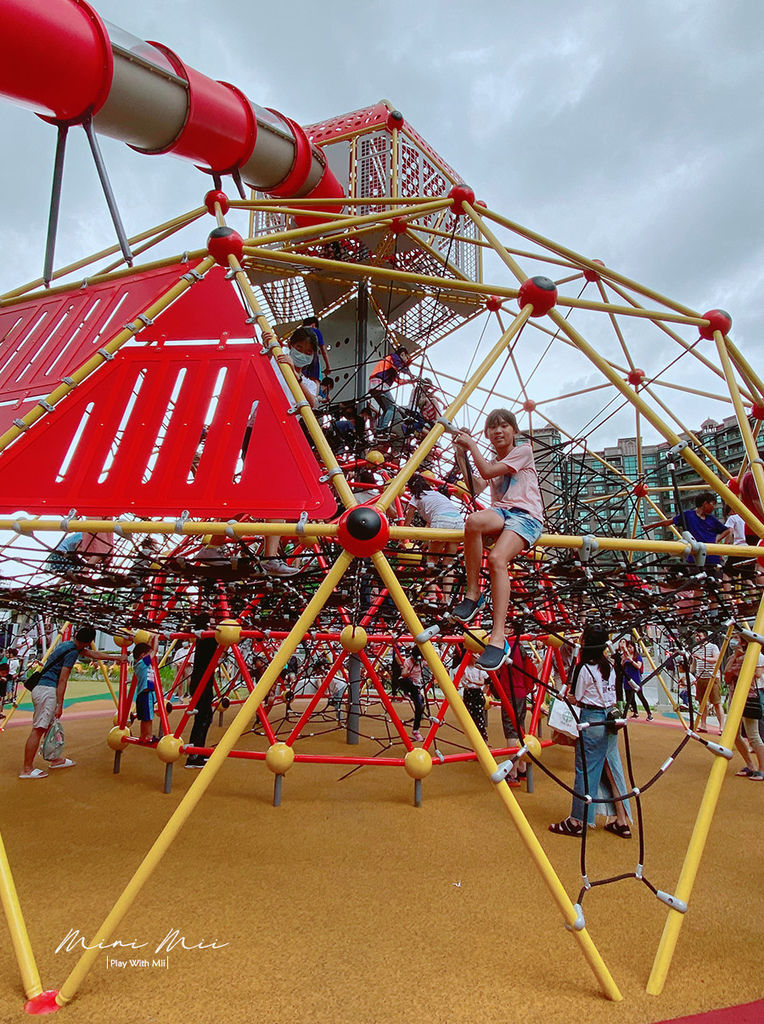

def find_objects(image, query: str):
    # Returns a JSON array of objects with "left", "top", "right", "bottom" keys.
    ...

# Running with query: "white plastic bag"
[
  {"left": 548, "top": 698, "right": 579, "bottom": 739},
  {"left": 42, "top": 719, "right": 65, "bottom": 760}
]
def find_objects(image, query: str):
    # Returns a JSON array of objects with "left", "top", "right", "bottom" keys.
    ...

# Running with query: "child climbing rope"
[{"left": 452, "top": 409, "right": 544, "bottom": 670}]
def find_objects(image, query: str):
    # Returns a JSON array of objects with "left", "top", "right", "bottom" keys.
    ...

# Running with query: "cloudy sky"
[{"left": 0, "top": 0, "right": 762, "bottom": 448}]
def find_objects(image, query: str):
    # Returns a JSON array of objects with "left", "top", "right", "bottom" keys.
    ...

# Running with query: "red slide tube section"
[
  {"left": 142, "top": 43, "right": 256, "bottom": 173},
  {"left": 0, "top": 0, "right": 344, "bottom": 215},
  {"left": 0, "top": 0, "right": 112, "bottom": 122}
]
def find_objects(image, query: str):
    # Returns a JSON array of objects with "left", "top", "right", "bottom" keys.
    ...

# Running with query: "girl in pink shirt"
[{"left": 453, "top": 409, "right": 544, "bottom": 671}]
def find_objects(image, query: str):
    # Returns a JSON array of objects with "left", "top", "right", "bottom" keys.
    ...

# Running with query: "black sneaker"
[
  {"left": 477, "top": 641, "right": 510, "bottom": 671},
  {"left": 452, "top": 593, "right": 485, "bottom": 623},
  {"left": 184, "top": 755, "right": 208, "bottom": 769}
]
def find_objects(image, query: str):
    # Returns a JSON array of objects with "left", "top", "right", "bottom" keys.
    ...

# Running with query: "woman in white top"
[
  {"left": 404, "top": 474, "right": 464, "bottom": 603},
  {"left": 549, "top": 624, "right": 632, "bottom": 838}
]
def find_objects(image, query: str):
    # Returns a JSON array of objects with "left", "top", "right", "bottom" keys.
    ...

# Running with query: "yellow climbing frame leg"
[
  {"left": 0, "top": 829, "right": 43, "bottom": 999},
  {"left": 372, "top": 551, "right": 622, "bottom": 1002},
  {"left": 55, "top": 551, "right": 353, "bottom": 1008},
  {"left": 647, "top": 592, "right": 764, "bottom": 995}
]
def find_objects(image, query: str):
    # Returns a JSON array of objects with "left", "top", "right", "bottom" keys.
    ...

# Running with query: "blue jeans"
[{"left": 571, "top": 706, "right": 631, "bottom": 825}]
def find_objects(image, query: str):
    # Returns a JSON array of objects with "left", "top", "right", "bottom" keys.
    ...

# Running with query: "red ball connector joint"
[
  {"left": 699, "top": 308, "right": 732, "bottom": 340},
  {"left": 583, "top": 259, "right": 605, "bottom": 283},
  {"left": 336, "top": 506, "right": 390, "bottom": 557},
  {"left": 518, "top": 277, "right": 557, "bottom": 317},
  {"left": 204, "top": 190, "right": 230, "bottom": 216},
  {"left": 522, "top": 400, "right": 537, "bottom": 413},
  {"left": 448, "top": 184, "right": 475, "bottom": 216},
  {"left": 627, "top": 368, "right": 645, "bottom": 387},
  {"left": 386, "top": 109, "right": 404, "bottom": 131},
  {"left": 207, "top": 226, "right": 243, "bottom": 266},
  {"left": 486, "top": 296, "right": 502, "bottom": 313}
]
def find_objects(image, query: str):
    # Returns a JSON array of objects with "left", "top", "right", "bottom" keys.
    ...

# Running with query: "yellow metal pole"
[
  {"left": 713, "top": 329, "right": 764, "bottom": 506},
  {"left": 476, "top": 204, "right": 706, "bottom": 320},
  {"left": 96, "top": 662, "right": 118, "bottom": 708},
  {"left": 647, "top": 592, "right": 764, "bottom": 995},
  {"left": 56, "top": 550, "right": 353, "bottom": 1007},
  {"left": 0, "top": 830, "right": 43, "bottom": 999},
  {"left": 725, "top": 338, "right": 764, "bottom": 407},
  {"left": 223, "top": 253, "right": 357, "bottom": 511},
  {"left": 243, "top": 197, "right": 453, "bottom": 250},
  {"left": 544, "top": 306, "right": 764, "bottom": 538},
  {"left": 0, "top": 256, "right": 217, "bottom": 456},
  {"left": 244, "top": 243, "right": 509, "bottom": 303},
  {"left": 640, "top": 383, "right": 733, "bottom": 481},
  {"left": 372, "top": 552, "right": 622, "bottom": 1001}
]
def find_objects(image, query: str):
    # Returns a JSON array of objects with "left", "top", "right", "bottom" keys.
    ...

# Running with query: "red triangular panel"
[
  {"left": 0, "top": 343, "right": 336, "bottom": 518},
  {"left": 141, "top": 266, "right": 252, "bottom": 341},
  {"left": 0, "top": 260, "right": 204, "bottom": 436}
]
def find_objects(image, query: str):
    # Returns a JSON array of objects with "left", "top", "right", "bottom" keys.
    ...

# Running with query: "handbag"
[
  {"left": 24, "top": 646, "right": 70, "bottom": 691},
  {"left": 548, "top": 696, "right": 579, "bottom": 739},
  {"left": 743, "top": 688, "right": 763, "bottom": 721},
  {"left": 24, "top": 669, "right": 42, "bottom": 691}
]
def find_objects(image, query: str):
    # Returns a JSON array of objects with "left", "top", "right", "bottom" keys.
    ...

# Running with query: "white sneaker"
[{"left": 262, "top": 558, "right": 299, "bottom": 577}]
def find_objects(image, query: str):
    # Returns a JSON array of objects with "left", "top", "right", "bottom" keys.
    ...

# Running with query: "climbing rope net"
[{"left": 1, "top": 184, "right": 762, "bottom": 1005}]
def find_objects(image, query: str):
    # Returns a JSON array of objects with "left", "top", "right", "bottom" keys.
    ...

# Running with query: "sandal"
[
  {"left": 604, "top": 821, "right": 632, "bottom": 839},
  {"left": 736, "top": 765, "right": 756, "bottom": 777},
  {"left": 548, "top": 817, "right": 583, "bottom": 837}
]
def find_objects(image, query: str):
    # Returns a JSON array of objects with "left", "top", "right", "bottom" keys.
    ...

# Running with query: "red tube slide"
[{"left": 0, "top": 0, "right": 344, "bottom": 221}]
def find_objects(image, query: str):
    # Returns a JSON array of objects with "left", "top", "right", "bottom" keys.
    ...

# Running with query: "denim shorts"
[
  {"left": 430, "top": 513, "right": 464, "bottom": 531},
  {"left": 493, "top": 507, "right": 543, "bottom": 547}
]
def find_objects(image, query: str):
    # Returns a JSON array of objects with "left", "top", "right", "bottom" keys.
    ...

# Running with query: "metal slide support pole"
[
  {"left": 83, "top": 116, "right": 134, "bottom": 267},
  {"left": 43, "top": 124, "right": 68, "bottom": 287}
]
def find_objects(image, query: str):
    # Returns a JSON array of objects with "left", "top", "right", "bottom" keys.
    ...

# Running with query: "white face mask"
[{"left": 290, "top": 348, "right": 314, "bottom": 368}]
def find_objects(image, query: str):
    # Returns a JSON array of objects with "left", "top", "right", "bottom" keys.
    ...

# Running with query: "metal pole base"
[
  {"left": 163, "top": 763, "right": 173, "bottom": 795},
  {"left": 113, "top": 750, "right": 122, "bottom": 775},
  {"left": 273, "top": 773, "right": 283, "bottom": 807},
  {"left": 414, "top": 778, "right": 422, "bottom": 807}
]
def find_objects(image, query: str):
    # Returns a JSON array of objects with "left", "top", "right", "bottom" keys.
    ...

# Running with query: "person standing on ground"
[
  {"left": 184, "top": 613, "right": 220, "bottom": 769},
  {"left": 619, "top": 638, "right": 652, "bottom": 720},
  {"left": 691, "top": 629, "right": 724, "bottom": 734},
  {"left": 461, "top": 654, "right": 489, "bottom": 741},
  {"left": 20, "top": 627, "right": 124, "bottom": 779},
  {"left": 724, "top": 638, "right": 764, "bottom": 781},
  {"left": 548, "top": 623, "right": 632, "bottom": 839}
]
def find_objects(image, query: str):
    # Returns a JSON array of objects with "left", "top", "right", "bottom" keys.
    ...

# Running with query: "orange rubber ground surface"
[{"left": 0, "top": 701, "right": 761, "bottom": 1023}]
